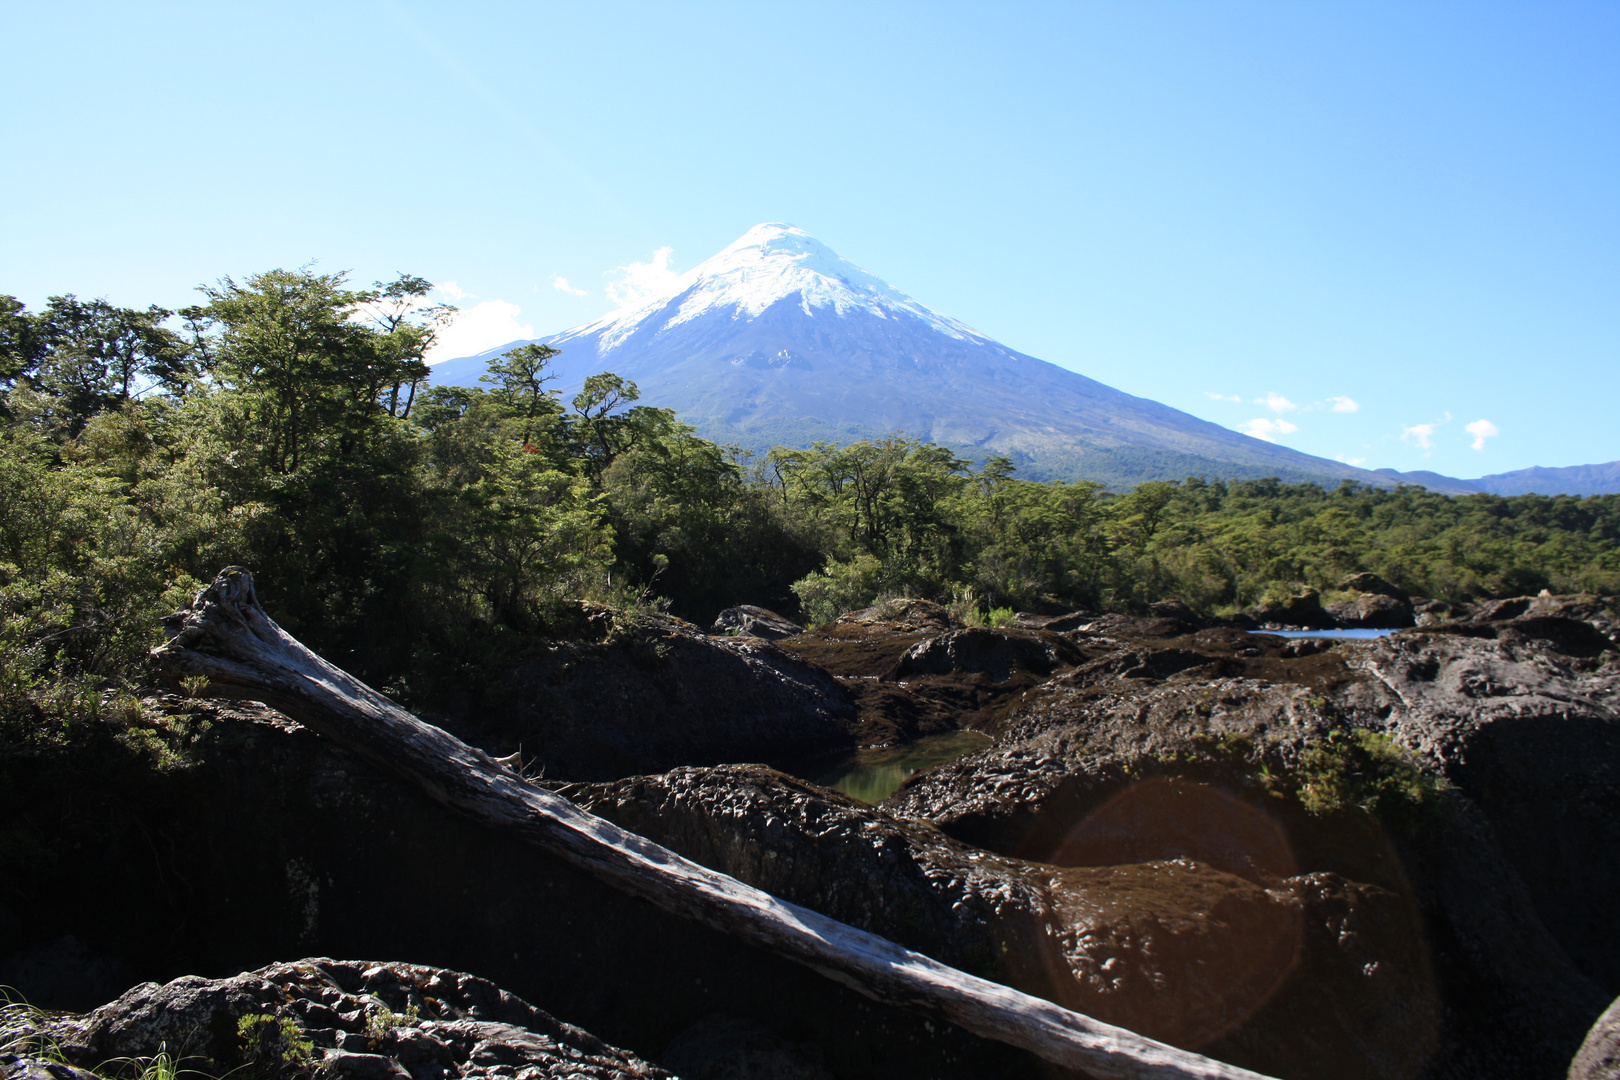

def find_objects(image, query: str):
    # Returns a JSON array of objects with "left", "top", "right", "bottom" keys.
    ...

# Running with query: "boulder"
[
  {"left": 834, "top": 598, "right": 957, "bottom": 632},
  {"left": 1571, "top": 994, "right": 1620, "bottom": 1080},
  {"left": 1337, "top": 574, "right": 1410, "bottom": 603},
  {"left": 1325, "top": 592, "right": 1414, "bottom": 629},
  {"left": 1248, "top": 589, "right": 1338, "bottom": 630},
  {"left": 1148, "top": 598, "right": 1202, "bottom": 624},
  {"left": 711, "top": 605, "right": 805, "bottom": 641},
  {"left": 887, "top": 627, "right": 1081, "bottom": 684},
  {"left": 471, "top": 611, "right": 857, "bottom": 780},
  {"left": 44, "top": 959, "right": 670, "bottom": 1080}
]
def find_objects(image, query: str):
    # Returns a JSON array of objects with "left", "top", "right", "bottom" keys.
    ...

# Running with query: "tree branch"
[{"left": 151, "top": 567, "right": 1278, "bottom": 1080}]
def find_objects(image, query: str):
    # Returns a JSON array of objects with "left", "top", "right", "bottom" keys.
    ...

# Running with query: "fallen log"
[{"left": 151, "top": 567, "right": 1278, "bottom": 1080}]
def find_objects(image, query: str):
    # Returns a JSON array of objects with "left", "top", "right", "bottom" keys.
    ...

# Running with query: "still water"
[
  {"left": 1248, "top": 628, "right": 1399, "bottom": 640},
  {"left": 786, "top": 730, "right": 993, "bottom": 805}
]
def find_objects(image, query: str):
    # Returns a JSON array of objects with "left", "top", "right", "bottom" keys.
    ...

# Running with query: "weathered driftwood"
[{"left": 151, "top": 568, "right": 1278, "bottom": 1080}]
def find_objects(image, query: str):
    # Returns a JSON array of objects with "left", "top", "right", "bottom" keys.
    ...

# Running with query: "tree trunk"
[{"left": 151, "top": 567, "right": 1277, "bottom": 1080}]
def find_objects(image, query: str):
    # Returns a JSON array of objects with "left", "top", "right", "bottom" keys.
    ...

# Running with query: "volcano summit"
[{"left": 432, "top": 224, "right": 1384, "bottom": 487}]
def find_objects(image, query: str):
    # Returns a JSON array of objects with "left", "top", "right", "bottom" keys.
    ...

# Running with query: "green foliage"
[
  {"left": 0, "top": 987, "right": 68, "bottom": 1065},
  {"left": 3, "top": 267, "right": 1618, "bottom": 741},
  {"left": 364, "top": 1002, "right": 419, "bottom": 1043},
  {"left": 1164, "top": 728, "right": 1449, "bottom": 827},
  {"left": 1295, "top": 728, "right": 1448, "bottom": 818},
  {"left": 792, "top": 554, "right": 890, "bottom": 626},
  {"left": 236, "top": 1014, "right": 314, "bottom": 1079}
]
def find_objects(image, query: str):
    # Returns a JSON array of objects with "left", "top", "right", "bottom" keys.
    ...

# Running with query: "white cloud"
[
  {"left": 551, "top": 274, "right": 586, "bottom": 297},
  {"left": 1239, "top": 417, "right": 1299, "bottom": 442},
  {"left": 1336, "top": 454, "right": 1366, "bottom": 466},
  {"left": 1255, "top": 392, "right": 1299, "bottom": 413},
  {"left": 425, "top": 299, "right": 534, "bottom": 364},
  {"left": 1465, "top": 418, "right": 1500, "bottom": 451},
  {"left": 437, "top": 281, "right": 473, "bottom": 302},
  {"left": 605, "top": 246, "right": 679, "bottom": 308},
  {"left": 1205, "top": 392, "right": 1242, "bottom": 402},
  {"left": 1402, "top": 423, "right": 1437, "bottom": 451},
  {"left": 1402, "top": 412, "right": 1453, "bottom": 455},
  {"left": 1328, "top": 396, "right": 1360, "bottom": 413}
]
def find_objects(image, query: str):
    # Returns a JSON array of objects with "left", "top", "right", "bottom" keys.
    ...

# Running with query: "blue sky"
[{"left": 4, "top": 1, "right": 1616, "bottom": 479}]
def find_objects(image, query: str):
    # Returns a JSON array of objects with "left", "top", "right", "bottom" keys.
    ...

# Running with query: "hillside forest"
[{"left": 4, "top": 268, "right": 1619, "bottom": 728}]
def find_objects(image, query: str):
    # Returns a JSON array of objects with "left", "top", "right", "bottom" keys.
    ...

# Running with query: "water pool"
[
  {"left": 785, "top": 729, "right": 992, "bottom": 805},
  {"left": 1247, "top": 628, "right": 1399, "bottom": 640}
]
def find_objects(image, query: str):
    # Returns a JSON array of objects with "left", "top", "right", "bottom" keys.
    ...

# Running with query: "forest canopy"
[{"left": 3, "top": 268, "right": 1618, "bottom": 723}]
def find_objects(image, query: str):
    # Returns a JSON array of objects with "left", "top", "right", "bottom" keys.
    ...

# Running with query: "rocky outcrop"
[
  {"left": 777, "top": 615, "right": 1091, "bottom": 745},
  {"left": 463, "top": 612, "right": 857, "bottom": 780},
  {"left": 1248, "top": 589, "right": 1338, "bottom": 630},
  {"left": 0, "top": 699, "right": 1048, "bottom": 1080},
  {"left": 43, "top": 959, "right": 669, "bottom": 1080},
  {"left": 557, "top": 764, "right": 1437, "bottom": 1080},
  {"left": 711, "top": 605, "right": 805, "bottom": 641},
  {"left": 1323, "top": 574, "right": 1416, "bottom": 629},
  {"left": 885, "top": 609, "right": 1620, "bottom": 1079},
  {"left": 887, "top": 627, "right": 1084, "bottom": 684},
  {"left": 1571, "top": 995, "right": 1620, "bottom": 1080}
]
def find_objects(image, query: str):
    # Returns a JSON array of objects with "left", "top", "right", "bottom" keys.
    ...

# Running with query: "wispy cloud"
[
  {"left": 551, "top": 274, "right": 586, "bottom": 297},
  {"left": 1465, "top": 418, "right": 1500, "bottom": 451},
  {"left": 1255, "top": 392, "right": 1299, "bottom": 413},
  {"left": 1402, "top": 412, "right": 1453, "bottom": 455},
  {"left": 606, "top": 246, "right": 680, "bottom": 308},
  {"left": 1328, "top": 396, "right": 1360, "bottom": 413},
  {"left": 437, "top": 281, "right": 473, "bottom": 302},
  {"left": 1205, "top": 392, "right": 1243, "bottom": 403},
  {"left": 425, "top": 299, "right": 535, "bottom": 364},
  {"left": 1336, "top": 454, "right": 1366, "bottom": 466},
  {"left": 1402, "top": 423, "right": 1438, "bottom": 451},
  {"left": 1240, "top": 417, "right": 1300, "bottom": 442}
]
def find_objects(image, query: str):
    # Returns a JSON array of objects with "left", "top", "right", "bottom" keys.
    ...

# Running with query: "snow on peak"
[{"left": 566, "top": 223, "right": 988, "bottom": 352}]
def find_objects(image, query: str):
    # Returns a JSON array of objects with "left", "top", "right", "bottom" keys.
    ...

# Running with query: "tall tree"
[{"left": 481, "top": 342, "right": 561, "bottom": 446}]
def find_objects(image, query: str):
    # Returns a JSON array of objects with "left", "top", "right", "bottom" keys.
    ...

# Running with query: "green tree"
[{"left": 480, "top": 342, "right": 561, "bottom": 446}]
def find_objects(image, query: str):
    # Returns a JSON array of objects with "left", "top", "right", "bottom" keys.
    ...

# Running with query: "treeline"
[{"left": 3, "top": 268, "right": 1618, "bottom": 724}]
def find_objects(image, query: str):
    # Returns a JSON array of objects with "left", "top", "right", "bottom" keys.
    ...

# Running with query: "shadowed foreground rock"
[
  {"left": 711, "top": 605, "right": 806, "bottom": 641},
  {"left": 44, "top": 959, "right": 669, "bottom": 1080},
  {"left": 1570, "top": 995, "right": 1620, "bottom": 1080},
  {"left": 463, "top": 610, "right": 854, "bottom": 780},
  {"left": 559, "top": 764, "right": 1435, "bottom": 1080}
]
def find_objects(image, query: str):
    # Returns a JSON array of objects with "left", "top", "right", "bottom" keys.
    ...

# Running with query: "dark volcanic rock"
[
  {"left": 886, "top": 627, "right": 1082, "bottom": 684},
  {"left": 711, "top": 605, "right": 805, "bottom": 641},
  {"left": 479, "top": 612, "right": 856, "bottom": 780},
  {"left": 0, "top": 698, "right": 1047, "bottom": 1080},
  {"left": 777, "top": 608, "right": 1085, "bottom": 744},
  {"left": 558, "top": 764, "right": 1437, "bottom": 1079},
  {"left": 1325, "top": 592, "right": 1414, "bottom": 629},
  {"left": 887, "top": 610, "right": 1620, "bottom": 1079},
  {"left": 1250, "top": 589, "right": 1338, "bottom": 630},
  {"left": 45, "top": 959, "right": 669, "bottom": 1080},
  {"left": 1338, "top": 573, "right": 1411, "bottom": 603}
]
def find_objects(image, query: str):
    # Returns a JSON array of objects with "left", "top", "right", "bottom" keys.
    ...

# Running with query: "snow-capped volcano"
[
  {"left": 575, "top": 222, "right": 985, "bottom": 351},
  {"left": 431, "top": 224, "right": 1385, "bottom": 487}
]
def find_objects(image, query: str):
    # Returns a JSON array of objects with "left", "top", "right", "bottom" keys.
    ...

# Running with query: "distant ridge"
[{"left": 1372, "top": 461, "right": 1620, "bottom": 497}]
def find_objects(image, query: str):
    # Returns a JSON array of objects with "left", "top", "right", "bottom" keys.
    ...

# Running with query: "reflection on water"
[
  {"left": 786, "top": 730, "right": 992, "bottom": 805},
  {"left": 1249, "top": 628, "right": 1399, "bottom": 640}
]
